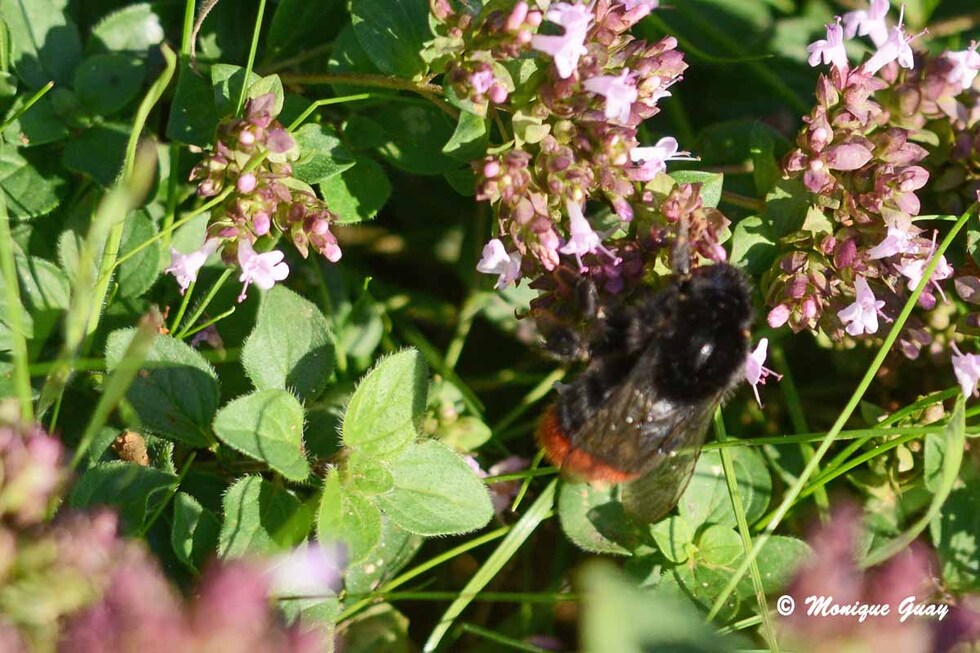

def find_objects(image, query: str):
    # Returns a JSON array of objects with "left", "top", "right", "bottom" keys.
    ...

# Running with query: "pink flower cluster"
[
  {"left": 766, "top": 0, "right": 979, "bottom": 359},
  {"left": 168, "top": 94, "right": 343, "bottom": 302},
  {"left": 427, "top": 1, "right": 711, "bottom": 294},
  {"left": 0, "top": 421, "right": 342, "bottom": 650}
]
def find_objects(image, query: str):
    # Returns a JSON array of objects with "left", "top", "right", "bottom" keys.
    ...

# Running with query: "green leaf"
[
  {"left": 213, "top": 389, "right": 311, "bottom": 482},
  {"left": 443, "top": 167, "right": 476, "bottom": 197},
  {"left": 342, "top": 349, "right": 427, "bottom": 457},
  {"left": 292, "top": 123, "right": 356, "bottom": 185},
  {"left": 105, "top": 329, "right": 220, "bottom": 447},
  {"left": 749, "top": 122, "right": 787, "bottom": 196},
  {"left": 678, "top": 448, "right": 771, "bottom": 530},
  {"left": 326, "top": 24, "right": 391, "bottom": 97},
  {"left": 581, "top": 562, "right": 738, "bottom": 653},
  {"left": 650, "top": 515, "right": 695, "bottom": 563},
  {"left": 61, "top": 123, "right": 129, "bottom": 186},
  {"left": 319, "top": 156, "right": 391, "bottom": 224},
  {"left": 670, "top": 171, "right": 724, "bottom": 209},
  {"left": 442, "top": 110, "right": 488, "bottom": 161},
  {"left": 240, "top": 285, "right": 335, "bottom": 402},
  {"left": 0, "top": 148, "right": 64, "bottom": 219},
  {"left": 210, "top": 64, "right": 261, "bottom": 118},
  {"left": 342, "top": 603, "right": 411, "bottom": 653},
  {"left": 117, "top": 210, "right": 162, "bottom": 299},
  {"left": 1, "top": 0, "right": 82, "bottom": 88},
  {"left": 166, "top": 62, "right": 219, "bottom": 146},
  {"left": 369, "top": 103, "right": 458, "bottom": 175},
  {"left": 171, "top": 491, "right": 220, "bottom": 572},
  {"left": 750, "top": 535, "right": 811, "bottom": 594},
  {"left": 267, "top": 0, "right": 346, "bottom": 59},
  {"left": 350, "top": 0, "right": 430, "bottom": 79},
  {"left": 219, "top": 475, "right": 307, "bottom": 558},
  {"left": 729, "top": 216, "right": 776, "bottom": 275},
  {"left": 345, "top": 515, "right": 424, "bottom": 595},
  {"left": 317, "top": 470, "right": 382, "bottom": 564},
  {"left": 2, "top": 96, "right": 69, "bottom": 147},
  {"left": 69, "top": 461, "right": 177, "bottom": 534},
  {"left": 696, "top": 524, "right": 742, "bottom": 566},
  {"left": 931, "top": 468, "right": 980, "bottom": 591},
  {"left": 74, "top": 54, "right": 145, "bottom": 116},
  {"left": 346, "top": 453, "right": 394, "bottom": 496},
  {"left": 375, "top": 440, "right": 493, "bottom": 536},
  {"left": 558, "top": 481, "right": 644, "bottom": 555},
  {"left": 89, "top": 3, "right": 165, "bottom": 53},
  {"left": 763, "top": 178, "right": 810, "bottom": 238}
]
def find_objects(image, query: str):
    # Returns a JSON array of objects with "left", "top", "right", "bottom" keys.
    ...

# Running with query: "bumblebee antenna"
[{"left": 671, "top": 214, "right": 691, "bottom": 278}]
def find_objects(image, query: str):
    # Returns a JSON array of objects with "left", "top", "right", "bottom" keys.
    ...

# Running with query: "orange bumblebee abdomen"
[{"left": 536, "top": 405, "right": 640, "bottom": 484}]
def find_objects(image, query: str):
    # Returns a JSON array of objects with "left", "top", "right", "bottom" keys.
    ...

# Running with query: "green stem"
[
  {"left": 287, "top": 93, "right": 373, "bottom": 132},
  {"left": 235, "top": 0, "right": 267, "bottom": 116},
  {"left": 174, "top": 268, "right": 235, "bottom": 339},
  {"left": 444, "top": 292, "right": 490, "bottom": 370},
  {"left": 713, "top": 411, "right": 779, "bottom": 652},
  {"left": 0, "top": 191, "right": 32, "bottom": 421},
  {"left": 87, "top": 45, "right": 177, "bottom": 337},
  {"left": 179, "top": 306, "right": 236, "bottom": 339},
  {"left": 423, "top": 481, "right": 558, "bottom": 652},
  {"left": 169, "top": 280, "right": 196, "bottom": 334},
  {"left": 279, "top": 72, "right": 459, "bottom": 118},
  {"left": 335, "top": 525, "right": 512, "bottom": 623},
  {"left": 705, "top": 201, "right": 977, "bottom": 621},
  {"left": 139, "top": 450, "right": 198, "bottom": 536},
  {"left": 771, "top": 343, "right": 829, "bottom": 519},
  {"left": 0, "top": 81, "right": 54, "bottom": 132}
]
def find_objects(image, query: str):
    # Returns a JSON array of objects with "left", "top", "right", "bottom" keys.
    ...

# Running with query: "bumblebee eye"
[{"left": 696, "top": 342, "right": 714, "bottom": 367}]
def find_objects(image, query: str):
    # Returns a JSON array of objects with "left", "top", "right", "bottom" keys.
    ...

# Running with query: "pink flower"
[
  {"left": 237, "top": 239, "right": 289, "bottom": 302},
  {"left": 621, "top": 0, "right": 659, "bottom": 12},
  {"left": 470, "top": 69, "right": 494, "bottom": 94},
  {"left": 744, "top": 338, "right": 782, "bottom": 407},
  {"left": 559, "top": 199, "right": 601, "bottom": 263},
  {"left": 165, "top": 238, "right": 220, "bottom": 294},
  {"left": 897, "top": 253, "right": 953, "bottom": 294},
  {"left": 837, "top": 276, "right": 885, "bottom": 336},
  {"left": 476, "top": 238, "right": 522, "bottom": 289},
  {"left": 531, "top": 2, "right": 593, "bottom": 79},
  {"left": 768, "top": 304, "right": 792, "bottom": 328},
  {"left": 464, "top": 455, "right": 530, "bottom": 516},
  {"left": 860, "top": 7, "right": 921, "bottom": 76},
  {"left": 583, "top": 69, "right": 638, "bottom": 124},
  {"left": 267, "top": 542, "right": 346, "bottom": 599},
  {"left": 807, "top": 18, "right": 849, "bottom": 71},
  {"left": 842, "top": 0, "right": 890, "bottom": 47},
  {"left": 944, "top": 42, "right": 980, "bottom": 91},
  {"left": 951, "top": 343, "right": 980, "bottom": 398},
  {"left": 236, "top": 173, "right": 257, "bottom": 194},
  {"left": 867, "top": 225, "right": 919, "bottom": 259},
  {"left": 628, "top": 137, "right": 696, "bottom": 181}
]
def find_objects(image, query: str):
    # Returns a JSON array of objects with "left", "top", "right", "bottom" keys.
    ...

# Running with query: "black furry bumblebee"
[{"left": 536, "top": 259, "right": 753, "bottom": 522}]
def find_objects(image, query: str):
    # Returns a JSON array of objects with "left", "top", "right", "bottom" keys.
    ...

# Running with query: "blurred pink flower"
[
  {"left": 867, "top": 224, "right": 919, "bottom": 259},
  {"left": 237, "top": 240, "right": 289, "bottom": 302},
  {"left": 842, "top": 0, "right": 890, "bottom": 47},
  {"left": 807, "top": 18, "right": 849, "bottom": 71},
  {"left": 744, "top": 338, "right": 782, "bottom": 407},
  {"left": 861, "top": 7, "right": 921, "bottom": 76},
  {"left": 583, "top": 69, "right": 638, "bottom": 123},
  {"left": 628, "top": 137, "right": 695, "bottom": 182},
  {"left": 944, "top": 42, "right": 980, "bottom": 90},
  {"left": 477, "top": 238, "right": 523, "bottom": 289},
  {"left": 165, "top": 238, "right": 220, "bottom": 295},
  {"left": 559, "top": 199, "right": 601, "bottom": 268},
  {"left": 267, "top": 542, "right": 346, "bottom": 599},
  {"left": 531, "top": 2, "right": 593, "bottom": 78},
  {"left": 951, "top": 343, "right": 980, "bottom": 398},
  {"left": 837, "top": 276, "right": 885, "bottom": 336}
]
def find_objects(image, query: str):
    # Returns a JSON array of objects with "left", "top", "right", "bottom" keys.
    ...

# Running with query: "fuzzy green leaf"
[
  {"left": 374, "top": 440, "right": 493, "bottom": 536},
  {"left": 213, "top": 389, "right": 311, "bottom": 482}
]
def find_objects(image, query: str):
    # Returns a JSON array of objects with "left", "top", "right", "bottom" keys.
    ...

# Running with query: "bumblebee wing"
[{"left": 565, "top": 345, "right": 723, "bottom": 478}]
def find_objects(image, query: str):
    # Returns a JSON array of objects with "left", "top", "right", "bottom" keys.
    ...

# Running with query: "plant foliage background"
[{"left": 0, "top": 0, "right": 978, "bottom": 651}]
